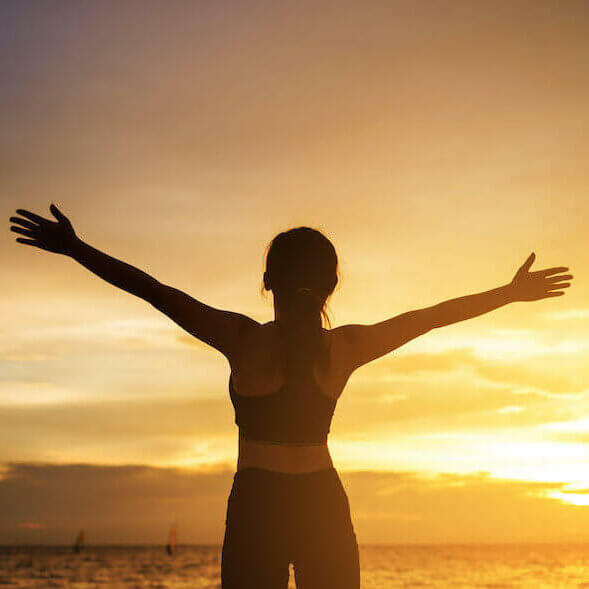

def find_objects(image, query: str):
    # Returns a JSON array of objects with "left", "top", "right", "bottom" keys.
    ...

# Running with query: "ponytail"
[{"left": 276, "top": 287, "right": 330, "bottom": 385}]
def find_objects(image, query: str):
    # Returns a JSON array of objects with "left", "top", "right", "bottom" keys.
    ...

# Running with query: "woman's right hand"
[
  {"left": 508, "top": 252, "right": 573, "bottom": 302},
  {"left": 9, "top": 204, "right": 79, "bottom": 256}
]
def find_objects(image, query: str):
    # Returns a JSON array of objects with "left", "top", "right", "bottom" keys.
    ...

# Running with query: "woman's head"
[
  {"left": 261, "top": 227, "right": 339, "bottom": 382},
  {"left": 262, "top": 226, "right": 338, "bottom": 328}
]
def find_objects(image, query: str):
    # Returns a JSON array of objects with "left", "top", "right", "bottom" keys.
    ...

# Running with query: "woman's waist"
[{"left": 237, "top": 434, "right": 333, "bottom": 473}]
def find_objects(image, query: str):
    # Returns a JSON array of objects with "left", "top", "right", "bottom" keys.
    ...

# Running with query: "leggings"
[{"left": 221, "top": 467, "right": 360, "bottom": 588}]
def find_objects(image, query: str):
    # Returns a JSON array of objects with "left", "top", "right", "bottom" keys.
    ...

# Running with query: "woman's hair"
[{"left": 261, "top": 226, "right": 339, "bottom": 384}]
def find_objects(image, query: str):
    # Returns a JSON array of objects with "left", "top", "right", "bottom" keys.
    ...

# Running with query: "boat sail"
[
  {"left": 73, "top": 530, "right": 85, "bottom": 553},
  {"left": 165, "top": 522, "right": 178, "bottom": 555}
]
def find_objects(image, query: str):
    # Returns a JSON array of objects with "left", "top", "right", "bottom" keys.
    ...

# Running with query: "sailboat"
[
  {"left": 73, "top": 530, "right": 85, "bottom": 553},
  {"left": 165, "top": 522, "right": 177, "bottom": 555}
]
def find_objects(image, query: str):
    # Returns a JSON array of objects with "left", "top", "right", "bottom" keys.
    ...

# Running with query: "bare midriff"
[{"left": 237, "top": 434, "right": 334, "bottom": 473}]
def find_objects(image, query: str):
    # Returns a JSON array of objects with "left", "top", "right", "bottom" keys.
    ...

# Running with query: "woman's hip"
[
  {"left": 225, "top": 467, "right": 355, "bottom": 534},
  {"left": 222, "top": 466, "right": 359, "bottom": 588}
]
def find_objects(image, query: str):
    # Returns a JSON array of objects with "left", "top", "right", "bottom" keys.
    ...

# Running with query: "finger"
[
  {"left": 543, "top": 291, "right": 565, "bottom": 297},
  {"left": 10, "top": 216, "right": 38, "bottom": 230},
  {"left": 50, "top": 203, "right": 68, "bottom": 222},
  {"left": 519, "top": 252, "right": 535, "bottom": 273},
  {"left": 533, "top": 267, "right": 569, "bottom": 278},
  {"left": 16, "top": 209, "right": 48, "bottom": 225},
  {"left": 10, "top": 226, "right": 36, "bottom": 237},
  {"left": 546, "top": 282, "right": 571, "bottom": 290},
  {"left": 15, "top": 237, "right": 50, "bottom": 251},
  {"left": 546, "top": 274, "right": 573, "bottom": 283}
]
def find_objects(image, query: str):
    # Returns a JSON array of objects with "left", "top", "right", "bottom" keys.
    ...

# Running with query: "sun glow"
[{"left": 2, "top": 0, "right": 588, "bottom": 545}]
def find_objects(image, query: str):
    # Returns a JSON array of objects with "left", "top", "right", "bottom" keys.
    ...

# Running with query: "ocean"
[{"left": 0, "top": 544, "right": 587, "bottom": 588}]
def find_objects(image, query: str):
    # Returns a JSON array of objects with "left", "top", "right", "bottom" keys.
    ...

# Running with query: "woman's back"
[
  {"left": 230, "top": 321, "right": 354, "bottom": 473},
  {"left": 229, "top": 321, "right": 351, "bottom": 400}
]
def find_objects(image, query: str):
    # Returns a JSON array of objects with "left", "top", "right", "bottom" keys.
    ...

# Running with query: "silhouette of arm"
[
  {"left": 10, "top": 205, "right": 256, "bottom": 360},
  {"left": 335, "top": 253, "right": 572, "bottom": 372},
  {"left": 69, "top": 239, "right": 256, "bottom": 358}
]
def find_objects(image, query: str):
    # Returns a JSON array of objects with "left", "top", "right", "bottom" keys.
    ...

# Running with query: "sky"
[{"left": 1, "top": 0, "right": 588, "bottom": 545}]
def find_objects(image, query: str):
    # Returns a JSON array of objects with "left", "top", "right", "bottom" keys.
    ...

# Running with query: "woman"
[{"left": 9, "top": 204, "right": 573, "bottom": 588}]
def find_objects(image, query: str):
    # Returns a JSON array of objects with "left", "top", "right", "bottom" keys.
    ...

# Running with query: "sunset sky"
[{"left": 1, "top": 0, "right": 588, "bottom": 545}]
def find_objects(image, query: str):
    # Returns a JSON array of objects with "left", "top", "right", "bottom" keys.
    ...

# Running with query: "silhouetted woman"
[{"left": 10, "top": 205, "right": 573, "bottom": 588}]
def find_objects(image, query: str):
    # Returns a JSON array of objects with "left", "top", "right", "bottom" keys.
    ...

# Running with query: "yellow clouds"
[
  {"left": 2, "top": 462, "right": 588, "bottom": 545},
  {"left": 496, "top": 405, "right": 524, "bottom": 414},
  {"left": 543, "top": 308, "right": 589, "bottom": 320},
  {"left": 328, "top": 329, "right": 588, "bottom": 491},
  {"left": 0, "top": 397, "right": 237, "bottom": 467},
  {"left": 0, "top": 312, "right": 229, "bottom": 406},
  {"left": 2, "top": 316, "right": 586, "bottom": 499},
  {"left": 0, "top": 380, "right": 83, "bottom": 406},
  {"left": 1, "top": 0, "right": 588, "bottom": 546},
  {"left": 341, "top": 469, "right": 589, "bottom": 544}
]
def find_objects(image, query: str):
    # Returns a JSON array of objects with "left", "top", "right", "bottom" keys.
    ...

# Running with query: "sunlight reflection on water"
[{"left": 0, "top": 544, "right": 587, "bottom": 588}]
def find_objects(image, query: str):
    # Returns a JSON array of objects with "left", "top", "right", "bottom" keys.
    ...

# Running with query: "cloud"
[
  {"left": 1, "top": 0, "right": 588, "bottom": 549},
  {"left": 496, "top": 405, "right": 525, "bottom": 414},
  {"left": 537, "top": 418, "right": 589, "bottom": 445},
  {"left": 1, "top": 349, "right": 586, "bottom": 473},
  {"left": 0, "top": 316, "right": 229, "bottom": 406},
  {"left": 368, "top": 348, "right": 586, "bottom": 396},
  {"left": 0, "top": 380, "right": 83, "bottom": 406},
  {"left": 329, "top": 345, "right": 587, "bottom": 438},
  {"left": 0, "top": 398, "right": 237, "bottom": 466},
  {"left": 543, "top": 309, "right": 589, "bottom": 320},
  {"left": 1, "top": 317, "right": 213, "bottom": 358},
  {"left": 1, "top": 462, "right": 587, "bottom": 545},
  {"left": 341, "top": 469, "right": 589, "bottom": 544},
  {"left": 0, "top": 462, "right": 234, "bottom": 545},
  {"left": 0, "top": 352, "right": 54, "bottom": 362}
]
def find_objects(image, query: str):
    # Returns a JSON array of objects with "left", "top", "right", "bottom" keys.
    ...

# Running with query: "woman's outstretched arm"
[
  {"left": 334, "top": 253, "right": 573, "bottom": 372},
  {"left": 9, "top": 204, "right": 256, "bottom": 360}
]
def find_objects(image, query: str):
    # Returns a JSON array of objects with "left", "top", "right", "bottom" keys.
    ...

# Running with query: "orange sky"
[{"left": 1, "top": 0, "right": 588, "bottom": 544}]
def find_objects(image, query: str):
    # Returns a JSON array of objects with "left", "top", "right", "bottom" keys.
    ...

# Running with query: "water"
[{"left": 0, "top": 544, "right": 587, "bottom": 588}]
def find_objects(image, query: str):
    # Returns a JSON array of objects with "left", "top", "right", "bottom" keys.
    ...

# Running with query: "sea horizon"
[{"left": 2, "top": 543, "right": 588, "bottom": 587}]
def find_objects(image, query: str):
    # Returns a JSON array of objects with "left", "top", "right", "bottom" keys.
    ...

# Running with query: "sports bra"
[{"left": 229, "top": 373, "right": 338, "bottom": 445}]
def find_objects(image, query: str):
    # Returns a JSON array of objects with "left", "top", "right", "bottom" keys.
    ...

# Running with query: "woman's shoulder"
[{"left": 237, "top": 320, "right": 343, "bottom": 351}]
